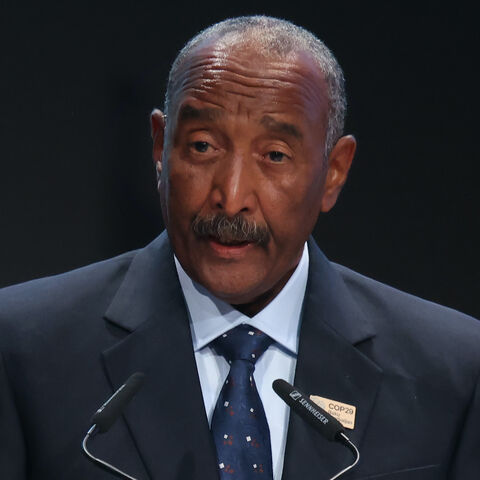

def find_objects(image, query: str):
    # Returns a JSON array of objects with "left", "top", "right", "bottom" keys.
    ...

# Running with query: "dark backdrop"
[{"left": 1, "top": 1, "right": 479, "bottom": 318}]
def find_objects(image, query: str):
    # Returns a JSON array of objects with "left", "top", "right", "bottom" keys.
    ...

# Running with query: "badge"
[{"left": 310, "top": 395, "right": 356, "bottom": 430}]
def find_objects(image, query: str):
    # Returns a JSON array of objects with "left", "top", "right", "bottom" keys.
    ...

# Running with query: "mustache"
[{"left": 191, "top": 213, "right": 270, "bottom": 246}]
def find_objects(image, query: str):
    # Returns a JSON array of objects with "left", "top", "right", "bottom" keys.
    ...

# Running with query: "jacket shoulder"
[
  {"left": 0, "top": 250, "right": 137, "bottom": 341},
  {"left": 332, "top": 262, "right": 480, "bottom": 374},
  {"left": 333, "top": 262, "right": 478, "bottom": 324}
]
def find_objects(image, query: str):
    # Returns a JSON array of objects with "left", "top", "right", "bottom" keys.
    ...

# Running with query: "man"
[{"left": 1, "top": 15, "right": 479, "bottom": 480}]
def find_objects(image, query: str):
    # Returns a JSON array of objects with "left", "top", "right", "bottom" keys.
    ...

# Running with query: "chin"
[
  {"left": 204, "top": 281, "right": 258, "bottom": 305},
  {"left": 199, "top": 270, "right": 267, "bottom": 306}
]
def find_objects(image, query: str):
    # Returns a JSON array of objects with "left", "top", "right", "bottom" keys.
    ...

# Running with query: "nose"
[{"left": 209, "top": 153, "right": 257, "bottom": 217}]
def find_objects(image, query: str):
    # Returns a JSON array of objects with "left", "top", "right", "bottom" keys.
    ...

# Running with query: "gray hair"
[{"left": 164, "top": 15, "right": 347, "bottom": 157}]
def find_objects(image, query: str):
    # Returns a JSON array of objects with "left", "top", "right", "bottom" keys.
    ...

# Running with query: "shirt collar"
[{"left": 175, "top": 243, "right": 309, "bottom": 355}]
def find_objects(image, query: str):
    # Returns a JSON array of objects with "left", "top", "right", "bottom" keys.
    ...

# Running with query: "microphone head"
[
  {"left": 273, "top": 379, "right": 344, "bottom": 442},
  {"left": 91, "top": 372, "right": 145, "bottom": 434}
]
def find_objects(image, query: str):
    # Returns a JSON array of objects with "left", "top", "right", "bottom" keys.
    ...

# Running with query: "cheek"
[
  {"left": 167, "top": 161, "right": 212, "bottom": 217},
  {"left": 293, "top": 161, "right": 326, "bottom": 208},
  {"left": 262, "top": 173, "right": 324, "bottom": 238}
]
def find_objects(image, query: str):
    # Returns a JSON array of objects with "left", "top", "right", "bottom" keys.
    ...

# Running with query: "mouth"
[
  {"left": 207, "top": 236, "right": 255, "bottom": 258},
  {"left": 210, "top": 236, "right": 250, "bottom": 247}
]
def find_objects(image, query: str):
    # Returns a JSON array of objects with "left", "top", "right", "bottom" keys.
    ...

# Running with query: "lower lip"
[{"left": 207, "top": 238, "right": 256, "bottom": 258}]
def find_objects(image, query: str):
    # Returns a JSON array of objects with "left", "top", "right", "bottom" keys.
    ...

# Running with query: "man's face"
[{"left": 153, "top": 40, "right": 353, "bottom": 313}]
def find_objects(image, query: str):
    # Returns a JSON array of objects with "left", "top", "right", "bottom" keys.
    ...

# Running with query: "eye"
[
  {"left": 267, "top": 151, "right": 288, "bottom": 163},
  {"left": 192, "top": 141, "right": 211, "bottom": 153}
]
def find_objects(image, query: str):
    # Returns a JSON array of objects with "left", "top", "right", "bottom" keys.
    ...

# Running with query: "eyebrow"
[
  {"left": 260, "top": 115, "right": 303, "bottom": 140},
  {"left": 177, "top": 106, "right": 303, "bottom": 140},
  {"left": 178, "top": 104, "right": 225, "bottom": 122}
]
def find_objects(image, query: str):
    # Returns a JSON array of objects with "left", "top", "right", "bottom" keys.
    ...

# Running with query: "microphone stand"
[
  {"left": 82, "top": 373, "right": 145, "bottom": 479},
  {"left": 329, "top": 432, "right": 360, "bottom": 480},
  {"left": 82, "top": 424, "right": 139, "bottom": 480}
]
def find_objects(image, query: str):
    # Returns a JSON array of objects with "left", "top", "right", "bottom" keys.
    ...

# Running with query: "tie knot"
[{"left": 212, "top": 325, "right": 273, "bottom": 364}]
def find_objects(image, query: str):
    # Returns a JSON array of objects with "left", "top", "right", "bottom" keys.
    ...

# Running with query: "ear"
[
  {"left": 320, "top": 135, "right": 356, "bottom": 212},
  {"left": 150, "top": 108, "right": 166, "bottom": 181}
]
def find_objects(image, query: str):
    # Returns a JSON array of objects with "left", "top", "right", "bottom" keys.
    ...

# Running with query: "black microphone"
[
  {"left": 82, "top": 372, "right": 145, "bottom": 480},
  {"left": 273, "top": 379, "right": 360, "bottom": 480},
  {"left": 273, "top": 379, "right": 344, "bottom": 441},
  {"left": 91, "top": 372, "right": 145, "bottom": 434}
]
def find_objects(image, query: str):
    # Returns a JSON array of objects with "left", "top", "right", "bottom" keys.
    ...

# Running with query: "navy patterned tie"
[{"left": 211, "top": 324, "right": 274, "bottom": 479}]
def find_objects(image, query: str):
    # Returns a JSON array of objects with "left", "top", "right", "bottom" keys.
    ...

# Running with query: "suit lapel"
[
  {"left": 102, "top": 233, "right": 219, "bottom": 480},
  {"left": 282, "top": 239, "right": 383, "bottom": 480}
]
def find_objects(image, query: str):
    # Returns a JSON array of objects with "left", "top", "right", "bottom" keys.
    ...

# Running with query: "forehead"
[{"left": 169, "top": 39, "right": 329, "bottom": 129}]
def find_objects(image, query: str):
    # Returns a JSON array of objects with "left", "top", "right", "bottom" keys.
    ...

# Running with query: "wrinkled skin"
[{"left": 151, "top": 39, "right": 356, "bottom": 316}]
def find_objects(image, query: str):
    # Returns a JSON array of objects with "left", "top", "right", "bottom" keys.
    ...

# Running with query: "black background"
[{"left": 1, "top": 1, "right": 479, "bottom": 318}]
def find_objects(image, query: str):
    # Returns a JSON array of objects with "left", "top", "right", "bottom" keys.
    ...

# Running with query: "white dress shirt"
[{"left": 174, "top": 243, "right": 309, "bottom": 480}]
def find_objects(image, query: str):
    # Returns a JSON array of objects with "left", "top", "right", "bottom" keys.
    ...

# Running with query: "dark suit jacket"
[{"left": 1, "top": 232, "right": 479, "bottom": 479}]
